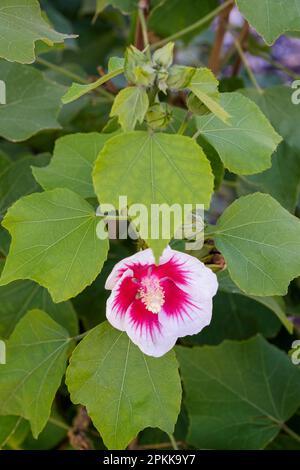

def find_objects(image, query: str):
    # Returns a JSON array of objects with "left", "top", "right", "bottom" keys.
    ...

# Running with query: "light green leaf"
[
  {"left": 0, "top": 188, "right": 109, "bottom": 303},
  {"left": 0, "top": 61, "right": 64, "bottom": 142},
  {"left": 0, "top": 279, "right": 78, "bottom": 338},
  {"left": 0, "top": 309, "right": 72, "bottom": 438},
  {"left": 218, "top": 270, "right": 292, "bottom": 333},
  {"left": 195, "top": 92, "right": 282, "bottom": 174},
  {"left": 66, "top": 321, "right": 181, "bottom": 450},
  {"left": 0, "top": 153, "right": 50, "bottom": 219},
  {"left": 236, "top": 0, "right": 300, "bottom": 45},
  {"left": 32, "top": 133, "right": 113, "bottom": 199},
  {"left": 210, "top": 193, "right": 300, "bottom": 296},
  {"left": 0, "top": 0, "right": 75, "bottom": 64},
  {"left": 93, "top": 131, "right": 213, "bottom": 258},
  {"left": 238, "top": 142, "right": 300, "bottom": 213},
  {"left": 177, "top": 335, "right": 300, "bottom": 449},
  {"left": 242, "top": 86, "right": 300, "bottom": 151},
  {"left": 110, "top": 87, "right": 149, "bottom": 131},
  {"left": 62, "top": 68, "right": 123, "bottom": 104},
  {"left": 188, "top": 68, "right": 230, "bottom": 122}
]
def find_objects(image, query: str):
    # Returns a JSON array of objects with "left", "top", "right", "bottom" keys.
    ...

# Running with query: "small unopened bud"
[
  {"left": 146, "top": 102, "right": 172, "bottom": 129},
  {"left": 124, "top": 45, "right": 155, "bottom": 86},
  {"left": 152, "top": 42, "right": 174, "bottom": 69},
  {"left": 167, "top": 65, "right": 195, "bottom": 90}
]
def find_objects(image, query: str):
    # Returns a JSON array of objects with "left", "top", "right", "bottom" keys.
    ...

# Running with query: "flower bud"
[
  {"left": 146, "top": 102, "right": 172, "bottom": 129},
  {"left": 152, "top": 42, "right": 174, "bottom": 69},
  {"left": 167, "top": 65, "right": 195, "bottom": 90},
  {"left": 124, "top": 45, "right": 155, "bottom": 86}
]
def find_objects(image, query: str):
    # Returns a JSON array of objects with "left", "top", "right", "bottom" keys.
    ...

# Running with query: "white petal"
[
  {"left": 159, "top": 296, "right": 213, "bottom": 338},
  {"left": 166, "top": 249, "right": 218, "bottom": 298},
  {"left": 106, "top": 269, "right": 134, "bottom": 331},
  {"left": 125, "top": 318, "right": 177, "bottom": 358}
]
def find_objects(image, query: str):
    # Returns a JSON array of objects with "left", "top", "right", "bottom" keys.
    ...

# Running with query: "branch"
[
  {"left": 209, "top": 0, "right": 234, "bottom": 74},
  {"left": 151, "top": 0, "right": 234, "bottom": 49},
  {"left": 135, "top": 0, "right": 150, "bottom": 51},
  {"left": 231, "top": 21, "right": 250, "bottom": 76}
]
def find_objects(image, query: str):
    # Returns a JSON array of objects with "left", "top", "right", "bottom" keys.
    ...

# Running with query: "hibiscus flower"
[{"left": 105, "top": 247, "right": 218, "bottom": 357}]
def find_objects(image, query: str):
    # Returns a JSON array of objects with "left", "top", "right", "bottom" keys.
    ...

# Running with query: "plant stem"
[
  {"left": 168, "top": 433, "right": 179, "bottom": 450},
  {"left": 222, "top": 179, "right": 238, "bottom": 188},
  {"left": 138, "top": 2, "right": 151, "bottom": 59},
  {"left": 36, "top": 57, "right": 114, "bottom": 101},
  {"left": 151, "top": 0, "right": 233, "bottom": 49},
  {"left": 281, "top": 423, "right": 300, "bottom": 444},
  {"left": 257, "top": 52, "right": 300, "bottom": 80},
  {"left": 192, "top": 124, "right": 205, "bottom": 140},
  {"left": 231, "top": 21, "right": 250, "bottom": 76},
  {"left": 49, "top": 417, "right": 70, "bottom": 431},
  {"left": 177, "top": 111, "right": 192, "bottom": 135},
  {"left": 72, "top": 331, "right": 90, "bottom": 341},
  {"left": 232, "top": 36, "right": 263, "bottom": 93},
  {"left": 0, "top": 417, "right": 23, "bottom": 449},
  {"left": 209, "top": 1, "right": 234, "bottom": 74}
]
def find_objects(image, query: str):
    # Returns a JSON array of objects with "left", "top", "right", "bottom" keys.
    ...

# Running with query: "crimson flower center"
[{"left": 138, "top": 276, "right": 165, "bottom": 314}]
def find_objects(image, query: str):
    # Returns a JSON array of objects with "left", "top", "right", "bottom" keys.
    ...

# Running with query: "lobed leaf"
[{"left": 66, "top": 321, "right": 181, "bottom": 450}]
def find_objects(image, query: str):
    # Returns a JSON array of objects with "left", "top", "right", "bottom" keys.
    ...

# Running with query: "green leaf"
[
  {"left": 93, "top": 131, "right": 213, "bottom": 257},
  {"left": 0, "top": 61, "right": 64, "bottom": 142},
  {"left": 21, "top": 405, "right": 68, "bottom": 450},
  {"left": 0, "top": 153, "right": 50, "bottom": 219},
  {"left": 0, "top": 151, "right": 11, "bottom": 173},
  {"left": 148, "top": 0, "right": 218, "bottom": 43},
  {"left": 0, "top": 0, "right": 74, "bottom": 64},
  {"left": 236, "top": 0, "right": 300, "bottom": 45},
  {"left": 0, "top": 226, "right": 10, "bottom": 256},
  {"left": 196, "top": 92, "right": 282, "bottom": 174},
  {"left": 188, "top": 68, "right": 230, "bottom": 122},
  {"left": 0, "top": 309, "right": 72, "bottom": 438},
  {"left": 267, "top": 434, "right": 300, "bottom": 450},
  {"left": 210, "top": 193, "right": 300, "bottom": 296},
  {"left": 218, "top": 270, "right": 293, "bottom": 333},
  {"left": 0, "top": 188, "right": 109, "bottom": 303},
  {"left": 177, "top": 335, "right": 300, "bottom": 449},
  {"left": 110, "top": 87, "right": 149, "bottom": 131},
  {"left": 238, "top": 142, "right": 300, "bottom": 213},
  {"left": 195, "top": 92, "right": 282, "bottom": 175},
  {"left": 96, "top": 0, "right": 137, "bottom": 14},
  {"left": 0, "top": 279, "right": 78, "bottom": 338},
  {"left": 66, "top": 321, "right": 181, "bottom": 450},
  {"left": 0, "top": 416, "right": 25, "bottom": 449},
  {"left": 242, "top": 86, "right": 300, "bottom": 151},
  {"left": 62, "top": 68, "right": 123, "bottom": 104},
  {"left": 32, "top": 133, "right": 113, "bottom": 199},
  {"left": 196, "top": 136, "right": 224, "bottom": 190},
  {"left": 185, "top": 290, "right": 281, "bottom": 346},
  {"left": 73, "top": 242, "right": 133, "bottom": 330}
]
